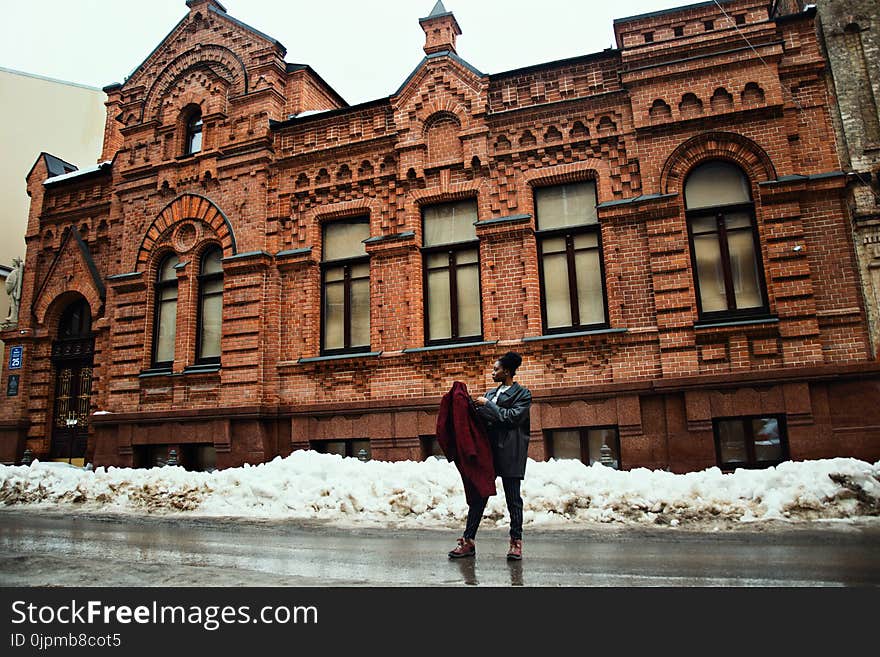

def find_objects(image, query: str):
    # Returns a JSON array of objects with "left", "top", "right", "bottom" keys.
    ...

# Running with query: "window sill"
[
  {"left": 522, "top": 328, "right": 627, "bottom": 342},
  {"left": 403, "top": 340, "right": 498, "bottom": 354},
  {"left": 297, "top": 351, "right": 382, "bottom": 364},
  {"left": 693, "top": 316, "right": 779, "bottom": 330},
  {"left": 139, "top": 368, "right": 173, "bottom": 379},
  {"left": 183, "top": 364, "right": 221, "bottom": 375}
]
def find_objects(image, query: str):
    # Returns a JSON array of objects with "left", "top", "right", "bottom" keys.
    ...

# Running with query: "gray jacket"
[{"left": 475, "top": 382, "right": 532, "bottom": 479}]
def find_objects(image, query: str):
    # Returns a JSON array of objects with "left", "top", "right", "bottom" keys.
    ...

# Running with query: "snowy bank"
[{"left": 1, "top": 453, "right": 878, "bottom": 529}]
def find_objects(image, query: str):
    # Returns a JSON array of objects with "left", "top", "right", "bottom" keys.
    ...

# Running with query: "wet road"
[{"left": 0, "top": 510, "right": 877, "bottom": 586}]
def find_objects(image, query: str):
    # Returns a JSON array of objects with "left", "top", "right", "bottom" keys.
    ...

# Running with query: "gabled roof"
[
  {"left": 25, "top": 152, "right": 78, "bottom": 183},
  {"left": 394, "top": 50, "right": 484, "bottom": 97},
  {"left": 121, "top": 2, "right": 285, "bottom": 89},
  {"left": 33, "top": 226, "right": 106, "bottom": 312}
]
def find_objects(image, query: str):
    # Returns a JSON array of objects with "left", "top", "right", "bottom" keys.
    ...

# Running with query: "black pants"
[{"left": 463, "top": 477, "right": 523, "bottom": 541}]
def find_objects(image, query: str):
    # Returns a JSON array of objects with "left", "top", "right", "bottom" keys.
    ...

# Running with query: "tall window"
[
  {"left": 152, "top": 254, "right": 179, "bottom": 367},
  {"left": 546, "top": 426, "right": 621, "bottom": 469},
  {"left": 422, "top": 200, "right": 482, "bottom": 344},
  {"left": 685, "top": 161, "right": 767, "bottom": 319},
  {"left": 714, "top": 416, "right": 788, "bottom": 470},
  {"left": 196, "top": 247, "right": 223, "bottom": 363},
  {"left": 185, "top": 110, "right": 203, "bottom": 155},
  {"left": 535, "top": 182, "right": 607, "bottom": 333},
  {"left": 322, "top": 219, "right": 370, "bottom": 354}
]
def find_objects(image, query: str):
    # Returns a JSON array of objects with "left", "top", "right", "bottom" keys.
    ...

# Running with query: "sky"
[
  {"left": 0, "top": 0, "right": 698, "bottom": 105},
  {"left": 2, "top": 451, "right": 878, "bottom": 528}
]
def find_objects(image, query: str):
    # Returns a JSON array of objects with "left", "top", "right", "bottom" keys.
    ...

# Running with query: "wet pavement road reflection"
[{"left": 0, "top": 511, "right": 877, "bottom": 586}]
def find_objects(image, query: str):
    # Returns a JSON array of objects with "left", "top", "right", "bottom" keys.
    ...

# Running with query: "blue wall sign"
[{"left": 8, "top": 346, "right": 23, "bottom": 371}]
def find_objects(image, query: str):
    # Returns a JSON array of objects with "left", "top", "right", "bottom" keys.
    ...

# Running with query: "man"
[{"left": 448, "top": 351, "right": 532, "bottom": 560}]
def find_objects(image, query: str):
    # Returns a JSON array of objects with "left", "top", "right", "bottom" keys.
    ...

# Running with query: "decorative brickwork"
[{"left": 0, "top": 0, "right": 877, "bottom": 471}]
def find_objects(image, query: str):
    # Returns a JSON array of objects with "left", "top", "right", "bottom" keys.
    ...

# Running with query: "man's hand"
[{"left": 474, "top": 396, "right": 489, "bottom": 406}]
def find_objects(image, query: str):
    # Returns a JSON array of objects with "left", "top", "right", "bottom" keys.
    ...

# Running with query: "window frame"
[
  {"left": 151, "top": 253, "right": 179, "bottom": 369},
  {"left": 310, "top": 438, "right": 372, "bottom": 460},
  {"left": 421, "top": 200, "right": 484, "bottom": 346},
  {"left": 684, "top": 163, "right": 770, "bottom": 322},
  {"left": 534, "top": 182, "right": 610, "bottom": 335},
  {"left": 544, "top": 426, "right": 622, "bottom": 469},
  {"left": 184, "top": 110, "right": 203, "bottom": 156},
  {"left": 320, "top": 218, "right": 372, "bottom": 356},
  {"left": 712, "top": 414, "right": 789, "bottom": 471},
  {"left": 195, "top": 246, "right": 223, "bottom": 365}
]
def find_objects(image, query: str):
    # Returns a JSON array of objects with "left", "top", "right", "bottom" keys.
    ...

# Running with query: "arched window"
[
  {"left": 685, "top": 161, "right": 767, "bottom": 319},
  {"left": 58, "top": 298, "right": 92, "bottom": 339},
  {"left": 196, "top": 247, "right": 223, "bottom": 363},
  {"left": 185, "top": 109, "right": 203, "bottom": 155},
  {"left": 321, "top": 219, "right": 371, "bottom": 354},
  {"left": 152, "top": 254, "right": 179, "bottom": 368}
]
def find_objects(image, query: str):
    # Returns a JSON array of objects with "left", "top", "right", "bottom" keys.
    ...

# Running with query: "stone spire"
[{"left": 419, "top": 1, "right": 462, "bottom": 55}]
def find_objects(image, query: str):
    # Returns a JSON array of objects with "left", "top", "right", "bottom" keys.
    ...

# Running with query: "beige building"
[{"left": 0, "top": 67, "right": 105, "bottom": 375}]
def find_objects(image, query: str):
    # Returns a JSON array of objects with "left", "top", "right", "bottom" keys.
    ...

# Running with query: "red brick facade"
[{"left": 1, "top": 0, "right": 878, "bottom": 471}]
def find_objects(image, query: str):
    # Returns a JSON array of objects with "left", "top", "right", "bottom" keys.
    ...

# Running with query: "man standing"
[{"left": 447, "top": 351, "right": 531, "bottom": 560}]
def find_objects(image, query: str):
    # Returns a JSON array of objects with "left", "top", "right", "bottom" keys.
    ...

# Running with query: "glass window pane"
[
  {"left": 323, "top": 281, "right": 344, "bottom": 350},
  {"left": 427, "top": 253, "right": 449, "bottom": 269},
  {"left": 156, "top": 299, "right": 177, "bottom": 363},
  {"left": 717, "top": 420, "right": 748, "bottom": 464},
  {"left": 202, "top": 278, "right": 223, "bottom": 296},
  {"left": 541, "top": 237, "right": 566, "bottom": 254},
  {"left": 550, "top": 430, "right": 582, "bottom": 460},
  {"left": 201, "top": 249, "right": 223, "bottom": 275},
  {"left": 188, "top": 129, "right": 202, "bottom": 154},
  {"left": 536, "top": 182, "right": 597, "bottom": 230},
  {"left": 199, "top": 293, "right": 222, "bottom": 359},
  {"left": 324, "top": 267, "right": 344, "bottom": 283},
  {"left": 324, "top": 221, "right": 369, "bottom": 261},
  {"left": 160, "top": 285, "right": 178, "bottom": 303},
  {"left": 685, "top": 161, "right": 751, "bottom": 209},
  {"left": 727, "top": 230, "right": 763, "bottom": 310},
  {"left": 159, "top": 256, "right": 179, "bottom": 282},
  {"left": 427, "top": 269, "right": 452, "bottom": 340},
  {"left": 350, "top": 278, "right": 371, "bottom": 348},
  {"left": 574, "top": 250, "right": 605, "bottom": 325},
  {"left": 588, "top": 429, "right": 619, "bottom": 469},
  {"left": 423, "top": 201, "right": 478, "bottom": 247},
  {"left": 456, "top": 248, "right": 479, "bottom": 266},
  {"left": 573, "top": 233, "right": 598, "bottom": 250},
  {"left": 752, "top": 418, "right": 783, "bottom": 462},
  {"left": 724, "top": 211, "right": 753, "bottom": 231},
  {"left": 350, "top": 262, "right": 370, "bottom": 279},
  {"left": 690, "top": 216, "right": 718, "bottom": 235},
  {"left": 693, "top": 233, "right": 728, "bottom": 312},
  {"left": 543, "top": 252, "right": 572, "bottom": 328},
  {"left": 456, "top": 264, "right": 482, "bottom": 338},
  {"left": 323, "top": 441, "right": 347, "bottom": 457},
  {"left": 351, "top": 440, "right": 371, "bottom": 461}
]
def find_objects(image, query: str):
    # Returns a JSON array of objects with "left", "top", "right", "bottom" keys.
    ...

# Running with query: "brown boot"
[
  {"left": 448, "top": 537, "right": 476, "bottom": 559},
  {"left": 507, "top": 538, "right": 522, "bottom": 560}
]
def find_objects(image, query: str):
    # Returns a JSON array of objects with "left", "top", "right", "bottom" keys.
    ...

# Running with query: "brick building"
[{"left": 1, "top": 0, "right": 878, "bottom": 472}]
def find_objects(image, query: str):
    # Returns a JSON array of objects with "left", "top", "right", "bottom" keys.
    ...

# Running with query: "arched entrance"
[{"left": 50, "top": 298, "right": 94, "bottom": 464}]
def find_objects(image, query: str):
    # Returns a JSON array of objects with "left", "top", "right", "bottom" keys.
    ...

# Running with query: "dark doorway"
[{"left": 50, "top": 299, "right": 94, "bottom": 464}]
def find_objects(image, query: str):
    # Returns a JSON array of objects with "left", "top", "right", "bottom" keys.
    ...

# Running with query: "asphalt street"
[{"left": 0, "top": 510, "right": 877, "bottom": 586}]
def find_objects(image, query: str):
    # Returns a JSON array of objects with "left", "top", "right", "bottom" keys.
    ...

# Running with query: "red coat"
[{"left": 436, "top": 381, "right": 496, "bottom": 502}]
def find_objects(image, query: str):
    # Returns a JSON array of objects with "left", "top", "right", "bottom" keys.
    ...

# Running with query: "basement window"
[{"left": 714, "top": 416, "right": 789, "bottom": 470}]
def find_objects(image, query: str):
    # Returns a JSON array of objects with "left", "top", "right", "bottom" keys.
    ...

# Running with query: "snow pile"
[{"left": 1, "top": 453, "right": 878, "bottom": 528}]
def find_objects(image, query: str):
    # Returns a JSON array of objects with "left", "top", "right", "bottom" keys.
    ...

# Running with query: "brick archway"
[
  {"left": 660, "top": 132, "right": 777, "bottom": 194},
  {"left": 136, "top": 194, "right": 236, "bottom": 271}
]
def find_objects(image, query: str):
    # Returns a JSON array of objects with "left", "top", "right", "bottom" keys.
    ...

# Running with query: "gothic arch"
[
  {"left": 142, "top": 45, "right": 248, "bottom": 123},
  {"left": 660, "top": 132, "right": 777, "bottom": 194},
  {"left": 136, "top": 194, "right": 237, "bottom": 271}
]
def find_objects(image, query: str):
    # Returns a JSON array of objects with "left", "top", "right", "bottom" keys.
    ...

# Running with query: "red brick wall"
[{"left": 2, "top": 1, "right": 877, "bottom": 469}]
